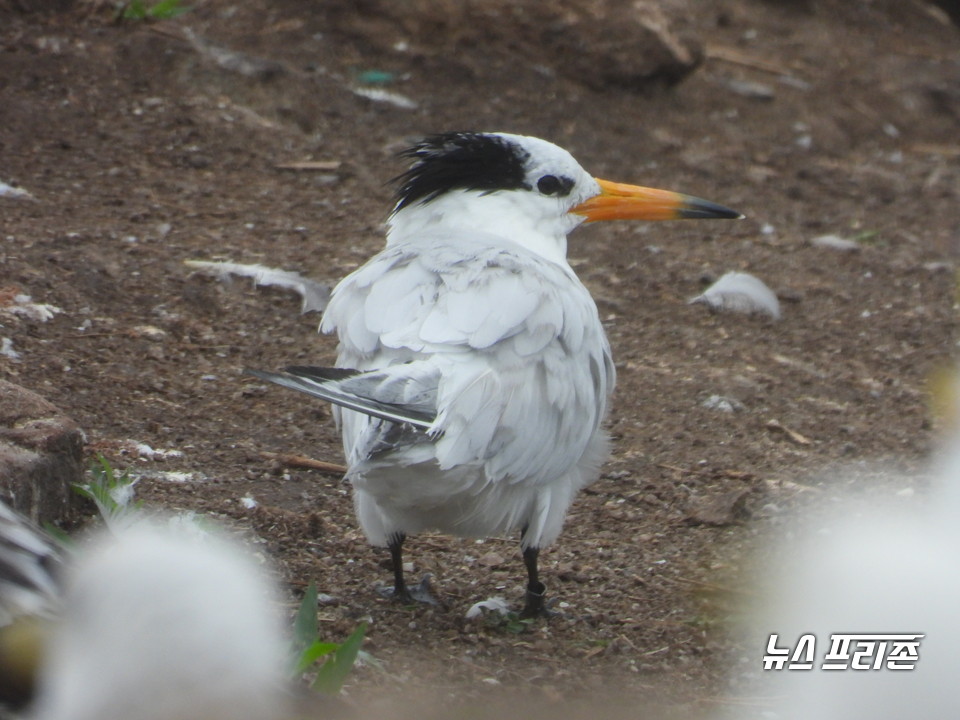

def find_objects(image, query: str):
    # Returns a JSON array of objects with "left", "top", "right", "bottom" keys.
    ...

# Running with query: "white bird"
[
  {"left": 30, "top": 522, "right": 289, "bottom": 720},
  {"left": 250, "top": 132, "right": 740, "bottom": 617},
  {"left": 0, "top": 502, "right": 288, "bottom": 720}
]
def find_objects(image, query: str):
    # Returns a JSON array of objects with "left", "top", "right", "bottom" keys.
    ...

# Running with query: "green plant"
[
  {"left": 41, "top": 521, "right": 73, "bottom": 549},
  {"left": 73, "top": 454, "right": 142, "bottom": 529},
  {"left": 119, "top": 0, "right": 191, "bottom": 21},
  {"left": 291, "top": 582, "right": 369, "bottom": 694}
]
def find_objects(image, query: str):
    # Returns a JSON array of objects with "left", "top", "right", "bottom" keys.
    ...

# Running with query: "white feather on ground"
[
  {"left": 0, "top": 180, "right": 34, "bottom": 200},
  {"left": 30, "top": 522, "right": 289, "bottom": 720},
  {"left": 465, "top": 596, "right": 511, "bottom": 620},
  {"left": 0, "top": 294, "right": 62, "bottom": 323},
  {"left": 184, "top": 260, "right": 330, "bottom": 313},
  {"left": 0, "top": 337, "right": 20, "bottom": 361},
  {"left": 811, "top": 234, "right": 861, "bottom": 252},
  {"left": 351, "top": 87, "right": 419, "bottom": 110},
  {"left": 689, "top": 271, "right": 781, "bottom": 319}
]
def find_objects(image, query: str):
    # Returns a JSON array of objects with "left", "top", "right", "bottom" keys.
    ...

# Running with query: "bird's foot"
[
  {"left": 376, "top": 573, "right": 440, "bottom": 606},
  {"left": 519, "top": 581, "right": 560, "bottom": 619}
]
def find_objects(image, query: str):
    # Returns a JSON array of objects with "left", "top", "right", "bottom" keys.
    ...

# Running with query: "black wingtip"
[{"left": 283, "top": 366, "right": 360, "bottom": 382}]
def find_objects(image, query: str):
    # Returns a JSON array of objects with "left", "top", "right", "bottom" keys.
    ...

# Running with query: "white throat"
[{"left": 386, "top": 190, "right": 586, "bottom": 267}]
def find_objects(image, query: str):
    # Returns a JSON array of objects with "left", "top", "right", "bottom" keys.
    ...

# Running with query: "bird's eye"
[{"left": 537, "top": 175, "right": 573, "bottom": 197}]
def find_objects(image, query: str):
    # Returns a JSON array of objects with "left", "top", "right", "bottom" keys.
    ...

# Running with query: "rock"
[
  {"left": 538, "top": 1, "right": 702, "bottom": 90},
  {"left": 0, "top": 380, "right": 84, "bottom": 525},
  {"left": 325, "top": 0, "right": 702, "bottom": 91}
]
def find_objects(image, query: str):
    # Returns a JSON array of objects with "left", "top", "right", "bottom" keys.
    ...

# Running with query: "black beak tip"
[{"left": 679, "top": 199, "right": 744, "bottom": 220}]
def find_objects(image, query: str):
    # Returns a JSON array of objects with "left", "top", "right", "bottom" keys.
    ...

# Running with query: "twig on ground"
[{"left": 259, "top": 451, "right": 347, "bottom": 475}]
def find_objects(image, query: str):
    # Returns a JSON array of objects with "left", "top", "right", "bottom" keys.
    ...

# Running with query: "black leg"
[
  {"left": 378, "top": 533, "right": 439, "bottom": 606},
  {"left": 519, "top": 535, "right": 548, "bottom": 618},
  {"left": 387, "top": 532, "right": 414, "bottom": 603}
]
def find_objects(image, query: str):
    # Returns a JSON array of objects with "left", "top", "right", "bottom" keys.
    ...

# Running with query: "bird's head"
[{"left": 387, "top": 132, "right": 741, "bottom": 263}]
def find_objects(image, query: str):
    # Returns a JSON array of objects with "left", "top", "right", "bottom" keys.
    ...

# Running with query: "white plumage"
[
  {"left": 30, "top": 522, "right": 288, "bottom": 720},
  {"left": 323, "top": 232, "right": 614, "bottom": 551},
  {"left": 252, "top": 131, "right": 739, "bottom": 615},
  {"left": 0, "top": 504, "right": 289, "bottom": 718}
]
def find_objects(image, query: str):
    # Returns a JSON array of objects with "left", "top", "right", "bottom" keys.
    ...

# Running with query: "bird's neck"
[{"left": 386, "top": 192, "right": 582, "bottom": 266}]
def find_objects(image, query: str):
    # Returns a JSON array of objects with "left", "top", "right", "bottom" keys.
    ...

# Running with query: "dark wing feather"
[{"left": 245, "top": 368, "right": 436, "bottom": 429}]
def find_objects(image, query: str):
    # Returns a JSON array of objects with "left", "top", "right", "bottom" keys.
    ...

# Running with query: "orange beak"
[{"left": 571, "top": 178, "right": 742, "bottom": 223}]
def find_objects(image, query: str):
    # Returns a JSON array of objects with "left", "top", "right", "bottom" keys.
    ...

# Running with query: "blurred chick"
[
  {"left": 31, "top": 522, "right": 289, "bottom": 720},
  {"left": 728, "top": 397, "right": 960, "bottom": 719},
  {"left": 0, "top": 503, "right": 290, "bottom": 720}
]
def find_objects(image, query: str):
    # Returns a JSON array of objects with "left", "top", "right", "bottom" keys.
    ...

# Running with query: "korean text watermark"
[{"left": 762, "top": 633, "right": 924, "bottom": 671}]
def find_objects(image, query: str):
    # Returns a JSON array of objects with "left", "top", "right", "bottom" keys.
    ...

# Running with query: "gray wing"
[{"left": 319, "top": 234, "right": 616, "bottom": 486}]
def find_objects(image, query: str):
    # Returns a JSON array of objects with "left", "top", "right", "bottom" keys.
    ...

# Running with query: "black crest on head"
[{"left": 392, "top": 133, "right": 532, "bottom": 212}]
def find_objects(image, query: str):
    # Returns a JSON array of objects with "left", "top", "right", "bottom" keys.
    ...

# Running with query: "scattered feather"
[
  {"left": 0, "top": 338, "right": 20, "bottom": 361},
  {"left": 240, "top": 496, "right": 258, "bottom": 509},
  {"left": 155, "top": 471, "right": 196, "bottom": 483},
  {"left": 689, "top": 271, "right": 781, "bottom": 320},
  {"left": 185, "top": 260, "right": 330, "bottom": 313},
  {"left": 465, "top": 596, "right": 511, "bottom": 620},
  {"left": 0, "top": 294, "right": 62, "bottom": 322},
  {"left": 131, "top": 470, "right": 200, "bottom": 484},
  {"left": 351, "top": 87, "right": 419, "bottom": 110},
  {"left": 131, "top": 442, "right": 184, "bottom": 460},
  {"left": 811, "top": 234, "right": 861, "bottom": 252},
  {"left": 0, "top": 180, "right": 34, "bottom": 200},
  {"left": 107, "top": 478, "right": 139, "bottom": 510},
  {"left": 702, "top": 394, "right": 745, "bottom": 413}
]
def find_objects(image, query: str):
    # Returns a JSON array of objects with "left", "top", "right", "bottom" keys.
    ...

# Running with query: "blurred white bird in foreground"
[
  {"left": 250, "top": 132, "right": 740, "bottom": 616},
  {"left": 0, "top": 506, "right": 289, "bottom": 720},
  {"left": 726, "top": 420, "right": 960, "bottom": 718}
]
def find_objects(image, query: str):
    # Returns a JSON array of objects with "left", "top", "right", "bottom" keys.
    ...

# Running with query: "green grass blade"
[
  {"left": 122, "top": 0, "right": 147, "bottom": 19},
  {"left": 292, "top": 582, "right": 319, "bottom": 652},
  {"left": 294, "top": 640, "right": 339, "bottom": 675},
  {"left": 147, "top": 0, "right": 191, "bottom": 19},
  {"left": 41, "top": 522, "right": 73, "bottom": 550},
  {"left": 311, "top": 623, "right": 367, "bottom": 694}
]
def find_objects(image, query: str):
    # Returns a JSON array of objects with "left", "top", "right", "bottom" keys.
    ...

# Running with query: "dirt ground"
[{"left": 2, "top": 0, "right": 959, "bottom": 715}]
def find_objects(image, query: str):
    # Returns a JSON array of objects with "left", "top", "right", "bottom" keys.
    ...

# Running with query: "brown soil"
[{"left": 2, "top": 0, "right": 959, "bottom": 715}]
